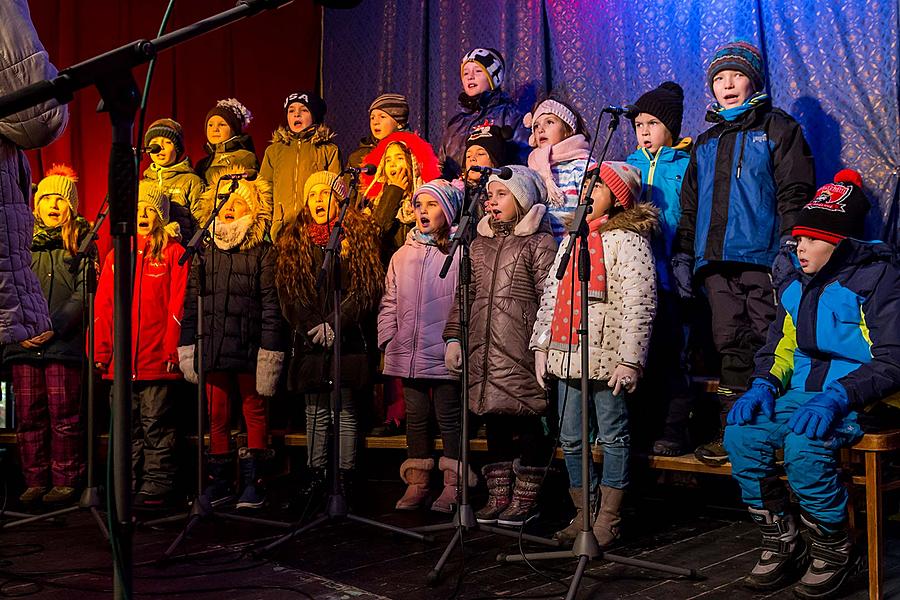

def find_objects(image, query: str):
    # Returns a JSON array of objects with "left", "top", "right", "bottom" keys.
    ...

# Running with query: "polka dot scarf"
[{"left": 550, "top": 214, "right": 608, "bottom": 349}]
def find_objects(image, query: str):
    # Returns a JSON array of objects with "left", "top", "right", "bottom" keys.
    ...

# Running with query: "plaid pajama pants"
[{"left": 13, "top": 362, "right": 85, "bottom": 488}]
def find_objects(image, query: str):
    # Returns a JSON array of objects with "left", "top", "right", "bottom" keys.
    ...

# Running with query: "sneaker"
[
  {"left": 236, "top": 484, "right": 266, "bottom": 510},
  {"left": 19, "top": 486, "right": 47, "bottom": 505},
  {"left": 42, "top": 486, "right": 76, "bottom": 505},
  {"left": 694, "top": 439, "right": 729, "bottom": 466},
  {"left": 651, "top": 439, "right": 686, "bottom": 457}
]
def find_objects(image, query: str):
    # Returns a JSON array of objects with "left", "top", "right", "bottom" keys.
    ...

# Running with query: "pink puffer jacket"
[{"left": 378, "top": 230, "right": 459, "bottom": 380}]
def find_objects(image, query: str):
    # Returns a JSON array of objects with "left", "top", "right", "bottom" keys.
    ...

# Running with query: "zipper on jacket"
[
  {"left": 735, "top": 132, "right": 746, "bottom": 179},
  {"left": 410, "top": 246, "right": 428, "bottom": 378},
  {"left": 479, "top": 237, "right": 506, "bottom": 410}
]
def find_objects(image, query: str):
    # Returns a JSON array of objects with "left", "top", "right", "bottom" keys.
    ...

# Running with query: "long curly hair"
[{"left": 275, "top": 207, "right": 384, "bottom": 318}]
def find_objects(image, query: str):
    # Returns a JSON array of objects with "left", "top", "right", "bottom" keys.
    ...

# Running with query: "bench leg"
[{"left": 865, "top": 452, "right": 883, "bottom": 600}]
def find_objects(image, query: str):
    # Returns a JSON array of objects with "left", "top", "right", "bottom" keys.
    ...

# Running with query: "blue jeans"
[
  {"left": 557, "top": 379, "right": 630, "bottom": 490},
  {"left": 724, "top": 389, "right": 861, "bottom": 525}
]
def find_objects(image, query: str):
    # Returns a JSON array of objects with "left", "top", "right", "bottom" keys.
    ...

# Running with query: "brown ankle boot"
[
  {"left": 554, "top": 487, "right": 593, "bottom": 543},
  {"left": 593, "top": 485, "right": 625, "bottom": 547},
  {"left": 395, "top": 458, "right": 434, "bottom": 510},
  {"left": 431, "top": 456, "right": 477, "bottom": 513}
]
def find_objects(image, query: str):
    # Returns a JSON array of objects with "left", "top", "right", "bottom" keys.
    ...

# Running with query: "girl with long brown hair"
[{"left": 276, "top": 171, "right": 384, "bottom": 501}]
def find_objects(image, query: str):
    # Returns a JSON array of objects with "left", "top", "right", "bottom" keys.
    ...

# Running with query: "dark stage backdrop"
[
  {"left": 25, "top": 0, "right": 322, "bottom": 255},
  {"left": 323, "top": 0, "right": 900, "bottom": 243}
]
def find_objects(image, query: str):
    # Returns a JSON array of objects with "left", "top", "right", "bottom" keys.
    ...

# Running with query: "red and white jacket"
[{"left": 93, "top": 235, "right": 189, "bottom": 381}]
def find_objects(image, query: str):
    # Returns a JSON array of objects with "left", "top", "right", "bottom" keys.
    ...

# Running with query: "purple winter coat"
[
  {"left": 0, "top": 0, "right": 67, "bottom": 345},
  {"left": 378, "top": 231, "right": 459, "bottom": 380}
]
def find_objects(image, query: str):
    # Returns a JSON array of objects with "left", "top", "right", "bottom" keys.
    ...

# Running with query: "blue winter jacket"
[
  {"left": 674, "top": 99, "right": 815, "bottom": 274},
  {"left": 626, "top": 139, "right": 692, "bottom": 291},
  {"left": 753, "top": 239, "right": 900, "bottom": 409}
]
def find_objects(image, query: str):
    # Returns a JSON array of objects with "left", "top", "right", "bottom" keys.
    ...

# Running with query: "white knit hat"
[{"left": 487, "top": 165, "right": 547, "bottom": 211}]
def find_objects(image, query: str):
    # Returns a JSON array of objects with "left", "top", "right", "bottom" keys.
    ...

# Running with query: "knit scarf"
[
  {"left": 308, "top": 217, "right": 338, "bottom": 246},
  {"left": 550, "top": 214, "right": 609, "bottom": 351},
  {"left": 527, "top": 134, "right": 592, "bottom": 208},
  {"left": 489, "top": 218, "right": 514, "bottom": 237},
  {"left": 712, "top": 92, "right": 769, "bottom": 122}
]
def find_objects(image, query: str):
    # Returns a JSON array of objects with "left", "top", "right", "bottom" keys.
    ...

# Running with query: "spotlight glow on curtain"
[{"left": 324, "top": 0, "right": 899, "bottom": 242}]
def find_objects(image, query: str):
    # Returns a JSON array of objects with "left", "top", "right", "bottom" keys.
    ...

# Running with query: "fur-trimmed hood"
[
  {"left": 270, "top": 123, "right": 336, "bottom": 147},
  {"left": 196, "top": 167, "right": 273, "bottom": 251},
  {"left": 598, "top": 202, "right": 658, "bottom": 238},
  {"left": 476, "top": 203, "right": 549, "bottom": 238}
]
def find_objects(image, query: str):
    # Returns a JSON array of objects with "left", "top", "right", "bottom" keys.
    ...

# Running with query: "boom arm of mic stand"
[
  {"left": 556, "top": 112, "right": 623, "bottom": 281},
  {"left": 316, "top": 172, "right": 361, "bottom": 289},
  {"left": 70, "top": 197, "right": 110, "bottom": 274},
  {"left": 0, "top": 0, "right": 296, "bottom": 119},
  {"left": 179, "top": 181, "right": 232, "bottom": 266},
  {"left": 440, "top": 172, "right": 486, "bottom": 279}
]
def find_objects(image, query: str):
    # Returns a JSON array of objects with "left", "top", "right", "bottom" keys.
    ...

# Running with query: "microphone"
[
  {"left": 141, "top": 143, "right": 162, "bottom": 154},
  {"left": 218, "top": 172, "right": 254, "bottom": 181},
  {"left": 343, "top": 164, "right": 376, "bottom": 176},
  {"left": 603, "top": 105, "right": 640, "bottom": 119},
  {"left": 468, "top": 165, "right": 513, "bottom": 179}
]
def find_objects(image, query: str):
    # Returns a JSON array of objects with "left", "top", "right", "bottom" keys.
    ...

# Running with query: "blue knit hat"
[
  {"left": 707, "top": 40, "right": 765, "bottom": 93},
  {"left": 413, "top": 179, "right": 463, "bottom": 225}
]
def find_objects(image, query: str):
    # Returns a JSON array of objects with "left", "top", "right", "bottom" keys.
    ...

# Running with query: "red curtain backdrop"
[{"left": 24, "top": 0, "right": 322, "bottom": 255}]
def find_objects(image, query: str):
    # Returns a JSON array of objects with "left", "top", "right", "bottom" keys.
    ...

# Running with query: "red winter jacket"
[{"left": 93, "top": 235, "right": 189, "bottom": 381}]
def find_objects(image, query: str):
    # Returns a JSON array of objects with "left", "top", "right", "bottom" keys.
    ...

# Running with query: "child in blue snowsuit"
[{"left": 723, "top": 170, "right": 900, "bottom": 599}]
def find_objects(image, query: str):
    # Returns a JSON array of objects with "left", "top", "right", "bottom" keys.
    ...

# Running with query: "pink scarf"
[
  {"left": 550, "top": 214, "right": 608, "bottom": 351},
  {"left": 527, "top": 134, "right": 592, "bottom": 208}
]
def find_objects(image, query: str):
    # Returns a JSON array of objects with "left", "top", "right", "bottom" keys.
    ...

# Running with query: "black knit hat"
[
  {"left": 792, "top": 170, "right": 870, "bottom": 244},
  {"left": 465, "top": 121, "right": 512, "bottom": 167},
  {"left": 630, "top": 81, "right": 684, "bottom": 142},
  {"left": 284, "top": 91, "right": 327, "bottom": 125}
]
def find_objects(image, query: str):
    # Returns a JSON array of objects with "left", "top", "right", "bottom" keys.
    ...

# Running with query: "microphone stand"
[
  {"left": 2, "top": 201, "right": 110, "bottom": 538},
  {"left": 497, "top": 112, "right": 697, "bottom": 598},
  {"left": 145, "top": 179, "right": 292, "bottom": 562},
  {"left": 416, "top": 170, "right": 559, "bottom": 587},
  {"left": 0, "top": 3, "right": 297, "bottom": 596},
  {"left": 257, "top": 170, "right": 428, "bottom": 556}
]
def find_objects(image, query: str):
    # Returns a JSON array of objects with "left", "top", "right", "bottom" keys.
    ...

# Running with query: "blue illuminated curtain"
[{"left": 323, "top": 0, "right": 899, "bottom": 242}]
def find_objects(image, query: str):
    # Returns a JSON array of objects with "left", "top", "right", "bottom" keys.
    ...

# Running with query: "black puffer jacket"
[
  {"left": 3, "top": 219, "right": 91, "bottom": 365},
  {"left": 278, "top": 215, "right": 384, "bottom": 393},
  {"left": 179, "top": 185, "right": 285, "bottom": 372},
  {"left": 444, "top": 205, "right": 558, "bottom": 416}
]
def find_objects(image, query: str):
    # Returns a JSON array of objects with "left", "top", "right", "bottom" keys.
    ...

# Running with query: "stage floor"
[{"left": 2, "top": 475, "right": 898, "bottom": 599}]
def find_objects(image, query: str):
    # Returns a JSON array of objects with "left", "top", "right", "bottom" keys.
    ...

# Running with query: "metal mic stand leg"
[
  {"left": 257, "top": 175, "right": 428, "bottom": 557},
  {"left": 415, "top": 172, "right": 558, "bottom": 588}
]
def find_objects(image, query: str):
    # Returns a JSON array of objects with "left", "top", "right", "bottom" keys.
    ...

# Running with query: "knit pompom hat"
[
  {"left": 487, "top": 165, "right": 547, "bottom": 211},
  {"left": 706, "top": 40, "right": 765, "bottom": 93},
  {"left": 598, "top": 161, "right": 642, "bottom": 209},
  {"left": 35, "top": 164, "right": 79, "bottom": 217},
  {"left": 138, "top": 180, "right": 180, "bottom": 238},
  {"left": 413, "top": 179, "right": 463, "bottom": 225},
  {"left": 205, "top": 98, "right": 252, "bottom": 135},
  {"left": 460, "top": 47, "right": 505, "bottom": 90},
  {"left": 792, "top": 169, "right": 870, "bottom": 244},
  {"left": 303, "top": 170, "right": 349, "bottom": 203},
  {"left": 144, "top": 118, "right": 185, "bottom": 159}
]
